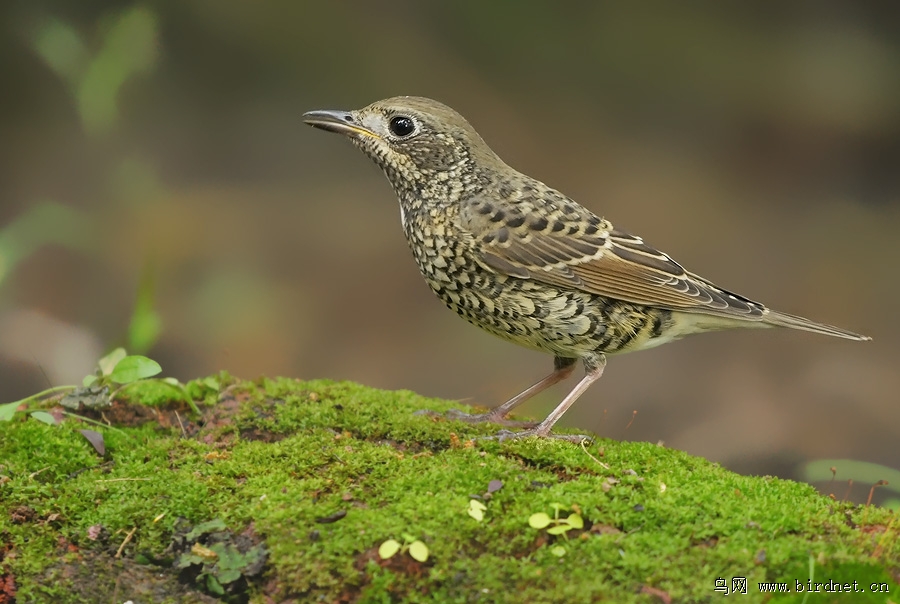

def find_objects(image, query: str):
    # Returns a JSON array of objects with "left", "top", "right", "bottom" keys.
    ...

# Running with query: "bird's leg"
[
  {"left": 442, "top": 356, "right": 577, "bottom": 426},
  {"left": 493, "top": 354, "right": 606, "bottom": 442}
]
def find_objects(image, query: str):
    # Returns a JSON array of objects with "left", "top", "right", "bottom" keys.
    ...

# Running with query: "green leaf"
[
  {"left": 32, "top": 18, "right": 89, "bottom": 86},
  {"left": 30, "top": 411, "right": 57, "bottom": 425},
  {"left": 468, "top": 499, "right": 487, "bottom": 521},
  {"left": 0, "top": 401, "right": 20, "bottom": 421},
  {"left": 216, "top": 567, "right": 242, "bottom": 584},
  {"left": 378, "top": 539, "right": 400, "bottom": 559},
  {"left": 163, "top": 377, "right": 181, "bottom": 386},
  {"left": 566, "top": 513, "right": 584, "bottom": 529},
  {"left": 0, "top": 202, "right": 95, "bottom": 287},
  {"left": 528, "top": 512, "right": 551, "bottom": 529},
  {"left": 408, "top": 540, "right": 429, "bottom": 562},
  {"left": 128, "top": 261, "right": 161, "bottom": 353},
  {"left": 76, "top": 6, "right": 159, "bottom": 135},
  {"left": 175, "top": 553, "right": 205, "bottom": 568},
  {"left": 98, "top": 348, "right": 127, "bottom": 376},
  {"left": 185, "top": 518, "right": 228, "bottom": 541},
  {"left": 206, "top": 574, "right": 224, "bottom": 595},
  {"left": 201, "top": 376, "right": 220, "bottom": 390},
  {"left": 546, "top": 524, "right": 572, "bottom": 535},
  {"left": 401, "top": 532, "right": 417, "bottom": 543},
  {"left": 82, "top": 374, "right": 98, "bottom": 387},
  {"left": 550, "top": 545, "right": 567, "bottom": 557},
  {"left": 127, "top": 305, "right": 161, "bottom": 354},
  {"left": 108, "top": 355, "right": 161, "bottom": 384}
]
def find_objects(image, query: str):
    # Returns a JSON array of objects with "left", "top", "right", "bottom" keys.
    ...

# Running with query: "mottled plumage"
[{"left": 303, "top": 96, "right": 870, "bottom": 441}]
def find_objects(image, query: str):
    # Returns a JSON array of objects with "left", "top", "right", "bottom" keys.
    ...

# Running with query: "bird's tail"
[{"left": 763, "top": 310, "right": 871, "bottom": 341}]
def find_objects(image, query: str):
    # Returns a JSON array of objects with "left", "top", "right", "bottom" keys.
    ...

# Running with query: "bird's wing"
[{"left": 460, "top": 187, "right": 766, "bottom": 321}]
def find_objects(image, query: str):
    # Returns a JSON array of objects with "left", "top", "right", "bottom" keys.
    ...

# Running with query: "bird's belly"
[{"left": 421, "top": 265, "right": 672, "bottom": 357}]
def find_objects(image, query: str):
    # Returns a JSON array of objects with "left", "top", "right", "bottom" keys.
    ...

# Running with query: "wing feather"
[{"left": 462, "top": 188, "right": 767, "bottom": 321}]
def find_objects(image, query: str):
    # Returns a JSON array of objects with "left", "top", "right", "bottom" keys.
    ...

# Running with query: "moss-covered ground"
[{"left": 0, "top": 375, "right": 897, "bottom": 603}]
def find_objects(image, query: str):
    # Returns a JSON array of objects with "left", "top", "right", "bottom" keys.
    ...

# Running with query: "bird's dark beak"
[{"left": 302, "top": 109, "right": 379, "bottom": 140}]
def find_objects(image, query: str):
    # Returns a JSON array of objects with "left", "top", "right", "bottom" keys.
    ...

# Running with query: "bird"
[{"left": 303, "top": 96, "right": 870, "bottom": 441}]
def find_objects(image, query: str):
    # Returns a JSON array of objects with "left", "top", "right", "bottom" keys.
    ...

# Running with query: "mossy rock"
[{"left": 0, "top": 375, "right": 897, "bottom": 603}]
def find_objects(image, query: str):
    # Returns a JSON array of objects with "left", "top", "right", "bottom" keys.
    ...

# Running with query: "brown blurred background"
[{"left": 1, "top": 1, "right": 898, "bottom": 504}]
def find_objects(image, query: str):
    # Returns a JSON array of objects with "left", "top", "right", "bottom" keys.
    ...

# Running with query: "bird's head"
[{"left": 303, "top": 96, "right": 499, "bottom": 204}]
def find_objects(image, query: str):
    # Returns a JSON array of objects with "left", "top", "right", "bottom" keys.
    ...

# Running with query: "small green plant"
[
  {"left": 0, "top": 347, "right": 161, "bottom": 421},
  {"left": 174, "top": 518, "right": 268, "bottom": 597},
  {"left": 528, "top": 503, "right": 584, "bottom": 557},
  {"left": 467, "top": 479, "right": 502, "bottom": 522},
  {"left": 0, "top": 347, "right": 204, "bottom": 454},
  {"left": 83, "top": 346, "right": 161, "bottom": 388},
  {"left": 467, "top": 499, "right": 487, "bottom": 521},
  {"left": 378, "top": 533, "right": 429, "bottom": 563}
]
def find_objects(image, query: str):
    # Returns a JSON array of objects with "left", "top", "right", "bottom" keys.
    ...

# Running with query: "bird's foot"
[
  {"left": 445, "top": 407, "right": 538, "bottom": 427},
  {"left": 413, "top": 408, "right": 536, "bottom": 428},
  {"left": 485, "top": 428, "right": 594, "bottom": 443}
]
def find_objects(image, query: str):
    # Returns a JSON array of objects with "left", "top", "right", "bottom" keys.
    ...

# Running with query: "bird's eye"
[{"left": 389, "top": 116, "right": 416, "bottom": 137}]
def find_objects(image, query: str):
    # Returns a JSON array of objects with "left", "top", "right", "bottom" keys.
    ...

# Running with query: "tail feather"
[{"left": 762, "top": 310, "right": 871, "bottom": 341}]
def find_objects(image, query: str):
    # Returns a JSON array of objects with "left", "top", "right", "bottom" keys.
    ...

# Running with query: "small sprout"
[
  {"left": 379, "top": 534, "right": 429, "bottom": 562},
  {"left": 528, "top": 512, "right": 551, "bottom": 529},
  {"left": 545, "top": 513, "right": 582, "bottom": 535},
  {"left": 408, "top": 540, "right": 429, "bottom": 562},
  {"left": 660, "top": 482, "right": 667, "bottom": 493},
  {"left": 529, "top": 505, "right": 585, "bottom": 551},
  {"left": 378, "top": 539, "right": 401, "bottom": 559},
  {"left": 468, "top": 499, "right": 487, "bottom": 521}
]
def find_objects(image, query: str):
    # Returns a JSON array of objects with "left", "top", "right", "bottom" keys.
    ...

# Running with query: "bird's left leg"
[
  {"left": 492, "top": 353, "right": 606, "bottom": 442},
  {"left": 442, "top": 356, "right": 577, "bottom": 426}
]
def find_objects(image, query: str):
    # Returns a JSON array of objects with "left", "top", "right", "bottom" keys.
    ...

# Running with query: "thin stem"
[{"left": 8, "top": 385, "right": 76, "bottom": 407}]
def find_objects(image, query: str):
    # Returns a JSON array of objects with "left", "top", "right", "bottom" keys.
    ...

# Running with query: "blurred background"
[{"left": 1, "top": 1, "right": 898, "bottom": 505}]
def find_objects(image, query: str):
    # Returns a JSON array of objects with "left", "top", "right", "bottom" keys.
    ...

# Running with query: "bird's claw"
[
  {"left": 444, "top": 408, "right": 537, "bottom": 427},
  {"left": 482, "top": 429, "right": 594, "bottom": 443},
  {"left": 414, "top": 408, "right": 537, "bottom": 428}
]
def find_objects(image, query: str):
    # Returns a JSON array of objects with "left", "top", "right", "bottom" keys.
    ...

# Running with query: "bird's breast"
[{"left": 402, "top": 213, "right": 459, "bottom": 282}]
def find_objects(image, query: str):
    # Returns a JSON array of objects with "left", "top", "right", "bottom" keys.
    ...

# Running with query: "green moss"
[{"left": 1, "top": 377, "right": 897, "bottom": 603}]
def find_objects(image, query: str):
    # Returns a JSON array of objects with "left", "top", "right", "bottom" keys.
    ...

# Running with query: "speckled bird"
[{"left": 303, "top": 97, "right": 870, "bottom": 441}]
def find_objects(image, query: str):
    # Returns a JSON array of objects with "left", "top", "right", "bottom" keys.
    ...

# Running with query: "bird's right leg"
[{"left": 443, "top": 356, "right": 577, "bottom": 426}]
